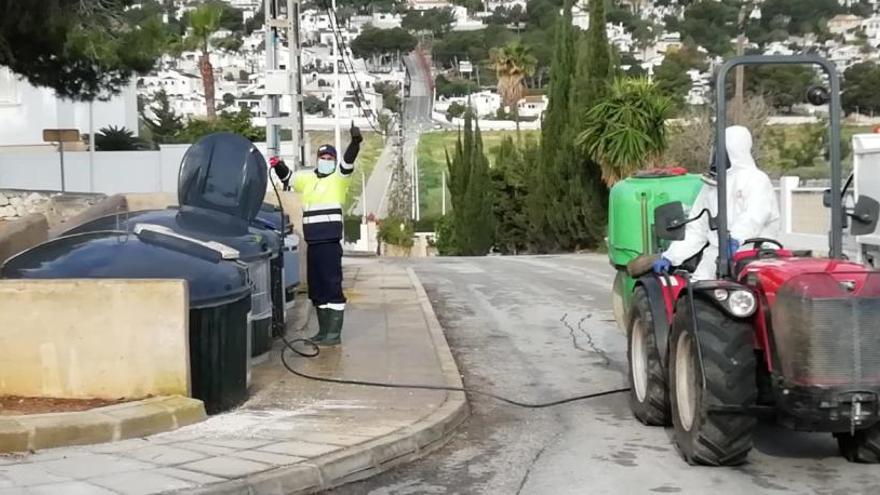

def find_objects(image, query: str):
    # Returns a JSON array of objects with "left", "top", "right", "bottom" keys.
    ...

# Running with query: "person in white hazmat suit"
[{"left": 652, "top": 126, "right": 781, "bottom": 280}]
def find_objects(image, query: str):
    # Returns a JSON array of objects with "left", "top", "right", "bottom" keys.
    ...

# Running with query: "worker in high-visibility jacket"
[{"left": 269, "top": 125, "right": 362, "bottom": 345}]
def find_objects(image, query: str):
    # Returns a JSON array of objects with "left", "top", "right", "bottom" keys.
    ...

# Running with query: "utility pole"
[
  {"left": 732, "top": 2, "right": 752, "bottom": 125},
  {"left": 441, "top": 171, "right": 446, "bottom": 216},
  {"left": 264, "top": 0, "right": 280, "bottom": 160},
  {"left": 414, "top": 145, "right": 420, "bottom": 221},
  {"left": 288, "top": 0, "right": 305, "bottom": 170},
  {"left": 264, "top": 0, "right": 305, "bottom": 169},
  {"left": 331, "top": 0, "right": 341, "bottom": 154}
]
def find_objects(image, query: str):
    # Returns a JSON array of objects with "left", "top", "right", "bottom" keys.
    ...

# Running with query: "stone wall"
[
  {"left": 0, "top": 190, "right": 106, "bottom": 227},
  {"left": 0, "top": 191, "right": 52, "bottom": 220}
]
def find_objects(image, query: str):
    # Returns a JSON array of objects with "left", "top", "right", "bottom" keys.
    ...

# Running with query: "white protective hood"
[{"left": 662, "top": 126, "right": 781, "bottom": 280}]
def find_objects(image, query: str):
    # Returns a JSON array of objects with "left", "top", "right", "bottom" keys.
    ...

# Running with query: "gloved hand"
[
  {"left": 269, "top": 156, "right": 292, "bottom": 189},
  {"left": 727, "top": 238, "right": 741, "bottom": 258},
  {"left": 350, "top": 124, "right": 363, "bottom": 144},
  {"left": 652, "top": 257, "right": 672, "bottom": 274}
]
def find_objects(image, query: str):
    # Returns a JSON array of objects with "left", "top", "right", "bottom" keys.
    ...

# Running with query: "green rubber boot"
[
  {"left": 311, "top": 307, "right": 331, "bottom": 343},
  {"left": 319, "top": 308, "right": 344, "bottom": 346}
]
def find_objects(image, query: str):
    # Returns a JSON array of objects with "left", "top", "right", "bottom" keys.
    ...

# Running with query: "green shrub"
[
  {"left": 343, "top": 215, "right": 362, "bottom": 243},
  {"left": 378, "top": 216, "right": 414, "bottom": 247},
  {"left": 414, "top": 216, "right": 439, "bottom": 233},
  {"left": 435, "top": 215, "right": 458, "bottom": 256}
]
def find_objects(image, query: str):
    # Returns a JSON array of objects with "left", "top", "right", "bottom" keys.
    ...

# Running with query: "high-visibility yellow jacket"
[{"left": 293, "top": 161, "right": 353, "bottom": 243}]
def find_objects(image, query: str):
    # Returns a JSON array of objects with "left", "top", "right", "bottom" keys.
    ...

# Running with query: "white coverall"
[{"left": 662, "top": 126, "right": 781, "bottom": 280}]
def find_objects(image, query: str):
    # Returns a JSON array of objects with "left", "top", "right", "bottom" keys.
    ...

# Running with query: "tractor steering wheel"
[{"left": 742, "top": 238, "right": 784, "bottom": 250}]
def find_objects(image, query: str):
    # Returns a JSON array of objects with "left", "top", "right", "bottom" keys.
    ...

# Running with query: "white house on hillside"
[
  {"left": 408, "top": 0, "right": 452, "bottom": 11},
  {"left": 0, "top": 67, "right": 138, "bottom": 149},
  {"left": 138, "top": 70, "right": 202, "bottom": 97},
  {"left": 516, "top": 95, "right": 547, "bottom": 119}
]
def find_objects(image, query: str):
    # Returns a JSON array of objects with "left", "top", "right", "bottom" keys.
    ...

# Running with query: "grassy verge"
[
  {"left": 417, "top": 130, "right": 539, "bottom": 221},
  {"left": 306, "top": 131, "right": 384, "bottom": 212}
]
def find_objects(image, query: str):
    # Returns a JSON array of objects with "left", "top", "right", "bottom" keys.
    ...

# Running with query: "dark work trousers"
[{"left": 307, "top": 241, "right": 346, "bottom": 306}]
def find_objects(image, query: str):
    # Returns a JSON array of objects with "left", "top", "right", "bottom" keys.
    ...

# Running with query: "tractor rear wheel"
[
  {"left": 669, "top": 296, "right": 757, "bottom": 466},
  {"left": 627, "top": 287, "right": 670, "bottom": 426},
  {"left": 837, "top": 425, "right": 880, "bottom": 463}
]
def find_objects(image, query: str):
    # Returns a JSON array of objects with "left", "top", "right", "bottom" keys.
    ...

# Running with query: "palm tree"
[
  {"left": 489, "top": 41, "right": 537, "bottom": 134},
  {"left": 186, "top": 4, "right": 223, "bottom": 120},
  {"left": 575, "top": 78, "right": 672, "bottom": 185},
  {"left": 95, "top": 126, "right": 145, "bottom": 151}
]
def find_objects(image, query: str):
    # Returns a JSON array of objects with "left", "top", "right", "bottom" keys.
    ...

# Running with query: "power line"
[
  {"left": 324, "top": 6, "right": 383, "bottom": 133},
  {"left": 327, "top": 9, "right": 380, "bottom": 131}
]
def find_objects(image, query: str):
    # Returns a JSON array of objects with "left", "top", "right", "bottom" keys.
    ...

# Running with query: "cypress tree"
[
  {"left": 446, "top": 110, "right": 494, "bottom": 255},
  {"left": 529, "top": 0, "right": 574, "bottom": 252},
  {"left": 491, "top": 136, "right": 532, "bottom": 254},
  {"left": 551, "top": 0, "right": 614, "bottom": 250},
  {"left": 574, "top": 0, "right": 614, "bottom": 112}
]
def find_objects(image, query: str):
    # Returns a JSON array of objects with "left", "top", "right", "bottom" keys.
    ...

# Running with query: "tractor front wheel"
[
  {"left": 627, "top": 287, "right": 670, "bottom": 426},
  {"left": 669, "top": 296, "right": 757, "bottom": 466},
  {"left": 837, "top": 425, "right": 880, "bottom": 463}
]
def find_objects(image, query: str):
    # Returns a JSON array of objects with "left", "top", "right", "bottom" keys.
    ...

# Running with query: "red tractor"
[{"left": 624, "top": 55, "right": 880, "bottom": 465}]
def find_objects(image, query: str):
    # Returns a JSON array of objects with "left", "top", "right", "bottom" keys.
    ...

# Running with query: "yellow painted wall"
[{"left": 0, "top": 279, "right": 190, "bottom": 399}]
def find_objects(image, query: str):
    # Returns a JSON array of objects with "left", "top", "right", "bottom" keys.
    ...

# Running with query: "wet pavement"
[
  {"left": 0, "top": 259, "right": 463, "bottom": 494},
  {"left": 331, "top": 254, "right": 880, "bottom": 495}
]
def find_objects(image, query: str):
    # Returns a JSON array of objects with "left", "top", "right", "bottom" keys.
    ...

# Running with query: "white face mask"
[{"left": 317, "top": 158, "right": 336, "bottom": 175}]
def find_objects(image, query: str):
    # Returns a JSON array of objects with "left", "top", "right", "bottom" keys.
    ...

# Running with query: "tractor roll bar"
[{"left": 715, "top": 55, "right": 843, "bottom": 278}]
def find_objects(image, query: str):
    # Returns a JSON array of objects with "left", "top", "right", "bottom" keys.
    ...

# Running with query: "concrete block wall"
[{"left": 0, "top": 279, "right": 191, "bottom": 400}]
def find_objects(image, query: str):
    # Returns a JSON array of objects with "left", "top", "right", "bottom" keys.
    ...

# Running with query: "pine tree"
[
  {"left": 143, "top": 90, "right": 184, "bottom": 145},
  {"left": 446, "top": 110, "right": 494, "bottom": 256}
]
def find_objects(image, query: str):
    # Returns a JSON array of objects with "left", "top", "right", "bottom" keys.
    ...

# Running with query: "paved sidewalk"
[{"left": 0, "top": 259, "right": 467, "bottom": 495}]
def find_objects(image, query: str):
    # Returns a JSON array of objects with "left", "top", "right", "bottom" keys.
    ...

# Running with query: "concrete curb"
[
  {"left": 0, "top": 396, "right": 206, "bottom": 453},
  {"left": 182, "top": 268, "right": 469, "bottom": 495}
]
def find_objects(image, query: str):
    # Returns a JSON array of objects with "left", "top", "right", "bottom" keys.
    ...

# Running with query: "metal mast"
[{"left": 264, "top": 0, "right": 305, "bottom": 169}]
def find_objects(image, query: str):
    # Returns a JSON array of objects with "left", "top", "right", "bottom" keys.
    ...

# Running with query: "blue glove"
[
  {"left": 727, "top": 238, "right": 741, "bottom": 258},
  {"left": 652, "top": 257, "right": 672, "bottom": 274}
]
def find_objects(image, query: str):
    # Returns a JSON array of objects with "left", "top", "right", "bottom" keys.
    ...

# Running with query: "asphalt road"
[
  {"left": 352, "top": 52, "right": 433, "bottom": 218},
  {"left": 351, "top": 138, "right": 396, "bottom": 218},
  {"left": 330, "top": 254, "right": 880, "bottom": 495}
]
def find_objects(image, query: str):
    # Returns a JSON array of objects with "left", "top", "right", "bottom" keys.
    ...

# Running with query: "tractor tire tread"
[
  {"left": 838, "top": 424, "right": 880, "bottom": 463},
  {"left": 670, "top": 296, "right": 757, "bottom": 467},
  {"left": 628, "top": 287, "right": 671, "bottom": 426}
]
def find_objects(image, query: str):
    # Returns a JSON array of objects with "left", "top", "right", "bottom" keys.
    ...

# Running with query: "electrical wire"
[{"left": 324, "top": 6, "right": 383, "bottom": 133}]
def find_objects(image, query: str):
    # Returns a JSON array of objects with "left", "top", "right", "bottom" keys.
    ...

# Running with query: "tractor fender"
[{"left": 635, "top": 276, "right": 674, "bottom": 371}]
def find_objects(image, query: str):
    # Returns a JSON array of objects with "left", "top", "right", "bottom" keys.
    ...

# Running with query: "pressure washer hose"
[{"left": 269, "top": 170, "right": 629, "bottom": 409}]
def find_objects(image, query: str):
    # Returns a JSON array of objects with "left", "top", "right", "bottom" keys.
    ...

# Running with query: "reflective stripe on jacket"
[{"left": 293, "top": 167, "right": 352, "bottom": 243}]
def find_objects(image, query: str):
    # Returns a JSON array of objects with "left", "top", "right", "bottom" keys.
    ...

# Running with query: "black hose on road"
[{"left": 279, "top": 333, "right": 630, "bottom": 409}]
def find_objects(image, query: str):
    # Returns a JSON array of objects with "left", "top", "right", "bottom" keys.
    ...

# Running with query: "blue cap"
[{"left": 317, "top": 144, "right": 337, "bottom": 158}]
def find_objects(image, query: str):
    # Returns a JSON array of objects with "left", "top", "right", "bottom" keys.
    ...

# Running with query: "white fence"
[
  {"left": 431, "top": 111, "right": 541, "bottom": 131},
  {"left": 0, "top": 142, "right": 306, "bottom": 195}
]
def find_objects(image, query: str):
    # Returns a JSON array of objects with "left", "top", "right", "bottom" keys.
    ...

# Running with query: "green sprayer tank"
[{"left": 608, "top": 170, "right": 703, "bottom": 330}]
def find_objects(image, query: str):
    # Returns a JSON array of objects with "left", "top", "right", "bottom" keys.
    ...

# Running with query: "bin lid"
[
  {"left": 61, "top": 208, "right": 280, "bottom": 261},
  {"left": 178, "top": 133, "right": 268, "bottom": 222},
  {"left": 1, "top": 231, "right": 252, "bottom": 309}
]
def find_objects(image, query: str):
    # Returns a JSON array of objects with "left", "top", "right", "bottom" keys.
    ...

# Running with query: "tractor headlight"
[
  {"left": 726, "top": 290, "right": 757, "bottom": 317},
  {"left": 713, "top": 289, "right": 729, "bottom": 301}
]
